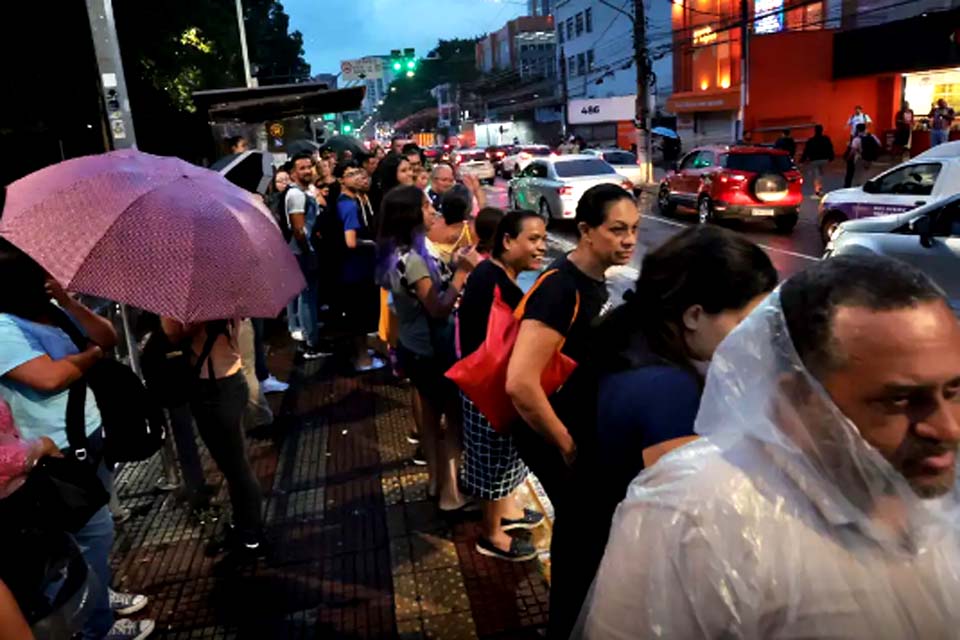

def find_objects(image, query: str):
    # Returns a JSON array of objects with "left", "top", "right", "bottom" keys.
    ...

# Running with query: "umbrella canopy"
[
  {"left": 286, "top": 139, "right": 320, "bottom": 157},
  {"left": 651, "top": 126, "right": 679, "bottom": 139},
  {"left": 210, "top": 150, "right": 275, "bottom": 195},
  {"left": 320, "top": 135, "right": 364, "bottom": 158},
  {"left": 0, "top": 149, "right": 305, "bottom": 323}
]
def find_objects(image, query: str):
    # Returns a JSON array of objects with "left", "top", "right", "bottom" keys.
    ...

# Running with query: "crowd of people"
[{"left": 2, "top": 129, "right": 960, "bottom": 640}]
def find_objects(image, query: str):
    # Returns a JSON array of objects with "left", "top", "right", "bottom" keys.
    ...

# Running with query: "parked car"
[
  {"left": 584, "top": 148, "right": 642, "bottom": 190},
  {"left": 817, "top": 148, "right": 960, "bottom": 244},
  {"left": 454, "top": 149, "right": 496, "bottom": 184},
  {"left": 508, "top": 155, "right": 632, "bottom": 221},
  {"left": 500, "top": 145, "right": 552, "bottom": 178},
  {"left": 824, "top": 193, "right": 960, "bottom": 315},
  {"left": 658, "top": 145, "right": 802, "bottom": 233}
]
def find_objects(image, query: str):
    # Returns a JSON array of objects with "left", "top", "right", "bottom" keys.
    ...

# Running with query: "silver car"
[
  {"left": 454, "top": 148, "right": 496, "bottom": 185},
  {"left": 825, "top": 193, "right": 960, "bottom": 314},
  {"left": 584, "top": 148, "right": 643, "bottom": 190},
  {"left": 508, "top": 154, "right": 631, "bottom": 220}
]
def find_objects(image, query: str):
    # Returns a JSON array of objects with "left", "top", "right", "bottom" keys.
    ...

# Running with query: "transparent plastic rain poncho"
[{"left": 575, "top": 292, "right": 960, "bottom": 639}]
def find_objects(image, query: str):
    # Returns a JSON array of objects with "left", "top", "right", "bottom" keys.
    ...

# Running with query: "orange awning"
[{"left": 667, "top": 88, "right": 741, "bottom": 113}]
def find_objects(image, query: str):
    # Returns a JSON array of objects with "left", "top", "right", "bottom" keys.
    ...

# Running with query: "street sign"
[{"left": 340, "top": 57, "right": 383, "bottom": 82}]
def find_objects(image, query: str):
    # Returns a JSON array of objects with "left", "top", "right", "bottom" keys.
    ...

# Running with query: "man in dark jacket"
[
  {"left": 800, "top": 125, "right": 835, "bottom": 197},
  {"left": 773, "top": 129, "right": 797, "bottom": 159}
]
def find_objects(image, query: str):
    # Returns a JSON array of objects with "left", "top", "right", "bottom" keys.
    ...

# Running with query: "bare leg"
[
  {"left": 437, "top": 398, "right": 467, "bottom": 511},
  {"left": 482, "top": 495, "right": 524, "bottom": 551},
  {"left": 419, "top": 395, "right": 442, "bottom": 499}
]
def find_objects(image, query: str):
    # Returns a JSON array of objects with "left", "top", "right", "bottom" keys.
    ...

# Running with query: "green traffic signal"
[
  {"left": 342, "top": 123, "right": 353, "bottom": 134},
  {"left": 406, "top": 59, "right": 415, "bottom": 70},
  {"left": 392, "top": 61, "right": 402, "bottom": 72}
]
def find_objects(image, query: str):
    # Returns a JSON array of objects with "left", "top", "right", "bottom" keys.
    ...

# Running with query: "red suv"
[{"left": 658, "top": 145, "right": 802, "bottom": 233}]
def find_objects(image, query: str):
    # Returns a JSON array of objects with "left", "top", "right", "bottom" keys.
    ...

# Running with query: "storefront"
[
  {"left": 666, "top": 89, "right": 741, "bottom": 146},
  {"left": 567, "top": 95, "right": 637, "bottom": 148}
]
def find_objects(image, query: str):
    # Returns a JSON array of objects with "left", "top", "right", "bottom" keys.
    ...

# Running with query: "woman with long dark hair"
[
  {"left": 377, "top": 185, "right": 478, "bottom": 511},
  {"left": 563, "top": 225, "right": 779, "bottom": 638},
  {"left": 370, "top": 154, "right": 414, "bottom": 215},
  {"left": 458, "top": 210, "right": 547, "bottom": 561}
]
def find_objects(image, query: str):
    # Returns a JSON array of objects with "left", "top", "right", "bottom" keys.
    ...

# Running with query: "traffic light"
[
  {"left": 342, "top": 122, "right": 353, "bottom": 134},
  {"left": 390, "top": 48, "right": 417, "bottom": 78}
]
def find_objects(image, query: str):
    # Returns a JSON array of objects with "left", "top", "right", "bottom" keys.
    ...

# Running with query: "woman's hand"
[
  {"left": 37, "top": 436, "right": 63, "bottom": 459},
  {"left": 455, "top": 246, "right": 480, "bottom": 274},
  {"left": 44, "top": 277, "right": 73, "bottom": 307}
]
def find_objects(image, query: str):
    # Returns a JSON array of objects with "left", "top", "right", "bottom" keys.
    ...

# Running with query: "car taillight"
[
  {"left": 496, "top": 151, "right": 505, "bottom": 158},
  {"left": 718, "top": 173, "right": 747, "bottom": 184},
  {"left": 621, "top": 180, "right": 634, "bottom": 191},
  {"left": 559, "top": 185, "right": 573, "bottom": 196}
]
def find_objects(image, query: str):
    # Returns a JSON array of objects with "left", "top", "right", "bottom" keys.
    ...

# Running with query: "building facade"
[
  {"left": 529, "top": 0, "right": 555, "bottom": 16},
  {"left": 668, "top": 0, "right": 960, "bottom": 149},
  {"left": 555, "top": 0, "right": 673, "bottom": 147},
  {"left": 476, "top": 16, "right": 556, "bottom": 73}
]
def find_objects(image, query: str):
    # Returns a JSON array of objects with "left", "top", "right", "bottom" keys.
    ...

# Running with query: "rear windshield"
[
  {"left": 604, "top": 151, "right": 637, "bottom": 165},
  {"left": 523, "top": 147, "right": 552, "bottom": 156},
  {"left": 554, "top": 159, "right": 618, "bottom": 177},
  {"left": 459, "top": 151, "right": 486, "bottom": 161},
  {"left": 723, "top": 153, "right": 793, "bottom": 173}
]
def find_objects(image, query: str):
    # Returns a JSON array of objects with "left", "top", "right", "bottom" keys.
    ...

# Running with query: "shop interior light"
[{"left": 700, "top": 79, "right": 709, "bottom": 90}]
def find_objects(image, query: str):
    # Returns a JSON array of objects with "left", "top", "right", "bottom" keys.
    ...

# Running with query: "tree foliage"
[
  {"left": 379, "top": 38, "right": 480, "bottom": 123},
  {"left": 113, "top": 0, "right": 310, "bottom": 159}
]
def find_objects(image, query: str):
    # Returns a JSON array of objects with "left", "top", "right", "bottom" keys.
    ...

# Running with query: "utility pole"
[
  {"left": 235, "top": 0, "right": 255, "bottom": 88},
  {"left": 559, "top": 45, "right": 569, "bottom": 138},
  {"left": 633, "top": 0, "right": 653, "bottom": 184},
  {"left": 737, "top": 0, "right": 750, "bottom": 141},
  {"left": 84, "top": 0, "right": 137, "bottom": 152}
]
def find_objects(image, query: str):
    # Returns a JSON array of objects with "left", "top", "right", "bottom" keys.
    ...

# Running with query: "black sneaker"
[
  {"left": 411, "top": 446, "right": 427, "bottom": 466},
  {"left": 212, "top": 539, "right": 268, "bottom": 575},
  {"left": 406, "top": 431, "right": 420, "bottom": 445},
  {"left": 300, "top": 346, "right": 331, "bottom": 361},
  {"left": 204, "top": 524, "right": 237, "bottom": 557},
  {"left": 501, "top": 508, "right": 545, "bottom": 531},
  {"left": 476, "top": 536, "right": 538, "bottom": 562}
]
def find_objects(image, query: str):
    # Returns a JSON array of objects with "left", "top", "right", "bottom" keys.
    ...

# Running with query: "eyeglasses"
[{"left": 343, "top": 169, "right": 366, "bottom": 178}]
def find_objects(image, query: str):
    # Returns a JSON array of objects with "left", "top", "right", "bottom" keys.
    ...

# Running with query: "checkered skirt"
[{"left": 460, "top": 392, "right": 529, "bottom": 500}]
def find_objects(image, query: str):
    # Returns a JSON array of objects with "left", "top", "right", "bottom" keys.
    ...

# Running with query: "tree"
[
  {"left": 112, "top": 0, "right": 309, "bottom": 160},
  {"left": 379, "top": 38, "right": 479, "bottom": 124}
]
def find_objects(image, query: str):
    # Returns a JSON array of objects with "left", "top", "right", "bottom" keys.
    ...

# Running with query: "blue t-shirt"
[
  {"left": 597, "top": 365, "right": 701, "bottom": 495},
  {"left": 337, "top": 193, "right": 375, "bottom": 283},
  {"left": 0, "top": 313, "right": 102, "bottom": 448},
  {"left": 284, "top": 185, "right": 318, "bottom": 256}
]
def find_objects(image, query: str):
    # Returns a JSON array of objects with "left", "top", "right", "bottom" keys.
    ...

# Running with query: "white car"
[
  {"left": 508, "top": 155, "right": 632, "bottom": 220},
  {"left": 825, "top": 193, "right": 960, "bottom": 315},
  {"left": 500, "top": 145, "right": 553, "bottom": 178},
  {"left": 817, "top": 145, "right": 960, "bottom": 244},
  {"left": 454, "top": 149, "right": 496, "bottom": 185},
  {"left": 584, "top": 148, "right": 643, "bottom": 190}
]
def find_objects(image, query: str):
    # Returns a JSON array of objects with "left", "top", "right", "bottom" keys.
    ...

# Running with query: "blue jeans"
[
  {"left": 932, "top": 128, "right": 949, "bottom": 147},
  {"left": 296, "top": 253, "right": 319, "bottom": 347},
  {"left": 73, "top": 463, "right": 115, "bottom": 639}
]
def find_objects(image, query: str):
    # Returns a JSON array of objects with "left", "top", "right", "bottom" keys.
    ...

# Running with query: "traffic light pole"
[{"left": 633, "top": 0, "right": 652, "bottom": 184}]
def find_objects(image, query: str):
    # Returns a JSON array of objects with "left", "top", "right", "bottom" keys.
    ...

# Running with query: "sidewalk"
[{"left": 109, "top": 340, "right": 553, "bottom": 639}]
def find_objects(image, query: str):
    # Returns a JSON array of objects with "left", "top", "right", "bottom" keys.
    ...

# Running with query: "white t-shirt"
[{"left": 848, "top": 113, "right": 872, "bottom": 136}]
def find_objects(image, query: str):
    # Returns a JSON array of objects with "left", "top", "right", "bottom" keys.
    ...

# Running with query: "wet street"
[{"left": 485, "top": 177, "right": 824, "bottom": 292}]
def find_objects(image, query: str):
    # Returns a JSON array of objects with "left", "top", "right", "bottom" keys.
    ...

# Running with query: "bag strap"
[
  {"left": 513, "top": 269, "right": 581, "bottom": 351},
  {"left": 193, "top": 322, "right": 225, "bottom": 380},
  {"left": 65, "top": 381, "right": 90, "bottom": 461}
]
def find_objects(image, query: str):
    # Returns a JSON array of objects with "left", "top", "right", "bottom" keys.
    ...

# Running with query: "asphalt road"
[{"left": 485, "top": 176, "right": 825, "bottom": 303}]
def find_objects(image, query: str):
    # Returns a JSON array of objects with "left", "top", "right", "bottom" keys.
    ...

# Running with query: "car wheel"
[
  {"left": 697, "top": 196, "right": 714, "bottom": 225},
  {"left": 539, "top": 199, "right": 552, "bottom": 221},
  {"left": 774, "top": 212, "right": 799, "bottom": 234},
  {"left": 820, "top": 211, "right": 847, "bottom": 244},
  {"left": 658, "top": 186, "right": 676, "bottom": 216}
]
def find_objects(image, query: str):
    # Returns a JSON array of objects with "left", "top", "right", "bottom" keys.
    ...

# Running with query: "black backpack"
[
  {"left": 51, "top": 306, "right": 165, "bottom": 467},
  {"left": 860, "top": 134, "right": 881, "bottom": 162},
  {"left": 267, "top": 187, "right": 294, "bottom": 242},
  {"left": 141, "top": 320, "right": 226, "bottom": 408}
]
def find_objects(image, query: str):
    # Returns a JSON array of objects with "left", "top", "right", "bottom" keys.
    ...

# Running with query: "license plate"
[{"left": 751, "top": 208, "right": 775, "bottom": 217}]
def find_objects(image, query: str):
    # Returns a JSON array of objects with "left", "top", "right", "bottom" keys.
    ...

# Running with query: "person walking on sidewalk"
[
  {"left": 377, "top": 185, "right": 479, "bottom": 511},
  {"left": 929, "top": 98, "right": 955, "bottom": 147},
  {"left": 844, "top": 123, "right": 881, "bottom": 188},
  {"left": 800, "top": 124, "right": 835, "bottom": 197},
  {"left": 895, "top": 101, "right": 915, "bottom": 160},
  {"left": 458, "top": 210, "right": 548, "bottom": 562},
  {"left": 846, "top": 105, "right": 872, "bottom": 138},
  {"left": 773, "top": 129, "right": 796, "bottom": 159}
]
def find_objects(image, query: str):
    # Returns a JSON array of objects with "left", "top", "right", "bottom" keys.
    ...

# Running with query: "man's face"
[
  {"left": 292, "top": 159, "right": 314, "bottom": 186},
  {"left": 363, "top": 156, "right": 379, "bottom": 176},
  {"left": 854, "top": 107, "right": 863, "bottom": 115},
  {"left": 339, "top": 167, "right": 366, "bottom": 194},
  {"left": 232, "top": 138, "right": 248, "bottom": 153},
  {"left": 822, "top": 302, "right": 960, "bottom": 498},
  {"left": 405, "top": 153, "right": 423, "bottom": 171},
  {"left": 432, "top": 167, "right": 455, "bottom": 194},
  {"left": 939, "top": 99, "right": 948, "bottom": 109}
]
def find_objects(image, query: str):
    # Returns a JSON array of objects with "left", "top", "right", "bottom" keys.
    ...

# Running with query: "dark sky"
[{"left": 282, "top": 0, "right": 525, "bottom": 75}]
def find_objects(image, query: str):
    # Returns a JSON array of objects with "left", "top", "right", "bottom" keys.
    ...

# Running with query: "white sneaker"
[
  {"left": 106, "top": 618, "right": 155, "bottom": 640},
  {"left": 109, "top": 588, "right": 149, "bottom": 616},
  {"left": 260, "top": 375, "right": 289, "bottom": 394},
  {"left": 290, "top": 329, "right": 306, "bottom": 342}
]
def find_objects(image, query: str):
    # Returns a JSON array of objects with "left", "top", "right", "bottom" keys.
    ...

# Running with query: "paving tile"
[
  {"left": 386, "top": 503, "right": 408, "bottom": 538},
  {"left": 422, "top": 611, "right": 479, "bottom": 640},
  {"left": 400, "top": 469, "right": 430, "bottom": 503},
  {"left": 391, "top": 536, "right": 414, "bottom": 575},
  {"left": 393, "top": 573, "right": 421, "bottom": 621},
  {"left": 382, "top": 471, "right": 404, "bottom": 506},
  {"left": 410, "top": 532, "right": 459, "bottom": 571},
  {"left": 397, "top": 618, "right": 425, "bottom": 640},
  {"left": 416, "top": 567, "right": 471, "bottom": 617}
]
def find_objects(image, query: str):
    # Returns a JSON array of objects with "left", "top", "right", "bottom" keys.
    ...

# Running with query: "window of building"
[
  {"left": 785, "top": 0, "right": 823, "bottom": 30},
  {"left": 566, "top": 17, "right": 574, "bottom": 40},
  {"left": 577, "top": 52, "right": 586, "bottom": 76},
  {"left": 586, "top": 7, "right": 593, "bottom": 32},
  {"left": 568, "top": 55, "right": 577, "bottom": 76},
  {"left": 521, "top": 44, "right": 529, "bottom": 52},
  {"left": 587, "top": 49, "right": 595, "bottom": 72},
  {"left": 558, "top": 25, "right": 564, "bottom": 44},
  {"left": 576, "top": 12, "right": 584, "bottom": 36}
]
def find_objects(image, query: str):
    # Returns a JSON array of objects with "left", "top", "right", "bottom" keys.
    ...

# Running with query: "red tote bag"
[{"left": 446, "top": 269, "right": 579, "bottom": 433}]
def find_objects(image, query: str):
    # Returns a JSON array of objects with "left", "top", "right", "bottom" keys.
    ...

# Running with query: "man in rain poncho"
[{"left": 576, "top": 255, "right": 960, "bottom": 639}]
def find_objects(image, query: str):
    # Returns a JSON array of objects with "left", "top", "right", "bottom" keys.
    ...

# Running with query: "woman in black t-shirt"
[
  {"left": 505, "top": 184, "right": 639, "bottom": 638},
  {"left": 458, "top": 210, "right": 547, "bottom": 562}
]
